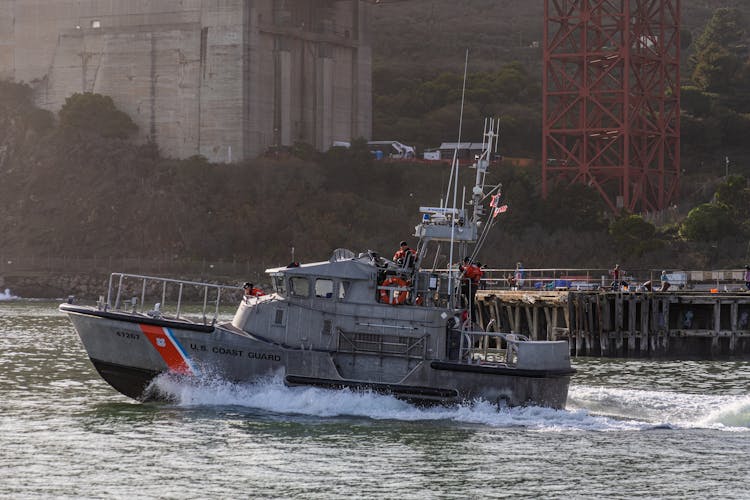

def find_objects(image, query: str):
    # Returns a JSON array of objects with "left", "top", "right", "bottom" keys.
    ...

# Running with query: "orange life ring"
[{"left": 379, "top": 277, "right": 409, "bottom": 305}]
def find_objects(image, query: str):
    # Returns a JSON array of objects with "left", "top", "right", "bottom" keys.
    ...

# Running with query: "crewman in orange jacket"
[
  {"left": 243, "top": 282, "right": 265, "bottom": 298},
  {"left": 393, "top": 241, "right": 417, "bottom": 268},
  {"left": 459, "top": 257, "right": 483, "bottom": 321}
]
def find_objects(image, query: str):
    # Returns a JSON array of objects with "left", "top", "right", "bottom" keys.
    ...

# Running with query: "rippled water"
[{"left": 1, "top": 301, "right": 749, "bottom": 499}]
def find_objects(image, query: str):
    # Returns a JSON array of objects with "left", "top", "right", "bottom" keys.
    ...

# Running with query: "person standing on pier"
[
  {"left": 514, "top": 262, "right": 525, "bottom": 289},
  {"left": 745, "top": 265, "right": 750, "bottom": 291},
  {"left": 611, "top": 264, "right": 622, "bottom": 290},
  {"left": 660, "top": 271, "right": 671, "bottom": 292},
  {"left": 507, "top": 273, "right": 517, "bottom": 290}
]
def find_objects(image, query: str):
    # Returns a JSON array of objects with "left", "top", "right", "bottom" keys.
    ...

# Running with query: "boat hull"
[
  {"left": 61, "top": 304, "right": 573, "bottom": 408},
  {"left": 90, "top": 359, "right": 161, "bottom": 400}
]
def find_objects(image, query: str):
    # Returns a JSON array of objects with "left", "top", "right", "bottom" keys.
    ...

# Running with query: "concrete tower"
[{"left": 0, "top": 0, "right": 372, "bottom": 162}]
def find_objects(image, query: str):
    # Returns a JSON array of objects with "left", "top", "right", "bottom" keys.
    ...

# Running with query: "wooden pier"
[{"left": 476, "top": 290, "right": 750, "bottom": 359}]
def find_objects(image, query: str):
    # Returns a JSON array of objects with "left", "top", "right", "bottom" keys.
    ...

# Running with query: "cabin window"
[
  {"left": 274, "top": 309, "right": 284, "bottom": 325},
  {"left": 289, "top": 277, "right": 310, "bottom": 298},
  {"left": 339, "top": 281, "right": 350, "bottom": 300},
  {"left": 315, "top": 278, "right": 334, "bottom": 298},
  {"left": 273, "top": 275, "right": 287, "bottom": 296}
]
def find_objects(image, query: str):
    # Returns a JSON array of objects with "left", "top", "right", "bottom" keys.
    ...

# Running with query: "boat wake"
[
  {"left": 0, "top": 288, "right": 17, "bottom": 301},
  {"left": 147, "top": 374, "right": 749, "bottom": 432},
  {"left": 569, "top": 385, "right": 750, "bottom": 431}
]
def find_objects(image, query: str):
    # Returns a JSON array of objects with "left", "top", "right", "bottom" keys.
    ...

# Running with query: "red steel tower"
[{"left": 543, "top": 0, "right": 680, "bottom": 213}]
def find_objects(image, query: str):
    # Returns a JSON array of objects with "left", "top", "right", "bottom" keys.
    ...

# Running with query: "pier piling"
[{"left": 476, "top": 290, "right": 750, "bottom": 359}]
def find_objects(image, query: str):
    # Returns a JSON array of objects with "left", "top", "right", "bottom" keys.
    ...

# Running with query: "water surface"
[{"left": 1, "top": 301, "right": 748, "bottom": 499}]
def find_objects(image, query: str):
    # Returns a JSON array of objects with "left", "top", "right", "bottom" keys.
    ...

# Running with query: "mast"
[{"left": 413, "top": 55, "right": 505, "bottom": 313}]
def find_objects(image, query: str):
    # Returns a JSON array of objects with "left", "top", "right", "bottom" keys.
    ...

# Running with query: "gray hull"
[{"left": 62, "top": 304, "right": 573, "bottom": 408}]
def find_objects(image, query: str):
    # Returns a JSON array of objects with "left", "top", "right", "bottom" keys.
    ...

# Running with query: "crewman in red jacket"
[
  {"left": 393, "top": 241, "right": 416, "bottom": 268},
  {"left": 459, "top": 257, "right": 483, "bottom": 321},
  {"left": 243, "top": 282, "right": 265, "bottom": 298}
]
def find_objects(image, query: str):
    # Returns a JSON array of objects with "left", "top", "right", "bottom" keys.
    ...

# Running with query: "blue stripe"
[{"left": 164, "top": 327, "right": 201, "bottom": 376}]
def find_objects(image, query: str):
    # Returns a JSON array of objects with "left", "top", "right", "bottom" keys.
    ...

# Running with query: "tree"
[
  {"left": 715, "top": 107, "right": 750, "bottom": 147},
  {"left": 715, "top": 175, "right": 750, "bottom": 232},
  {"left": 691, "top": 8, "right": 746, "bottom": 92},
  {"left": 692, "top": 8, "right": 745, "bottom": 56},
  {"left": 681, "top": 86, "right": 713, "bottom": 117},
  {"left": 692, "top": 43, "right": 743, "bottom": 92},
  {"left": 609, "top": 215, "right": 660, "bottom": 257},
  {"left": 59, "top": 93, "right": 138, "bottom": 139},
  {"left": 679, "top": 203, "right": 736, "bottom": 242},
  {"left": 541, "top": 184, "right": 607, "bottom": 231},
  {"left": 681, "top": 115, "right": 722, "bottom": 158}
]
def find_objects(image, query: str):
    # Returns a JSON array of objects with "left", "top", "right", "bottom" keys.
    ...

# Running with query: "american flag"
[
  {"left": 489, "top": 193, "right": 502, "bottom": 208},
  {"left": 493, "top": 204, "right": 509, "bottom": 218}
]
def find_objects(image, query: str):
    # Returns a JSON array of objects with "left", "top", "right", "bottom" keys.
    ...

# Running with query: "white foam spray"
[
  {"left": 148, "top": 374, "right": 747, "bottom": 432},
  {"left": 0, "top": 288, "right": 17, "bottom": 301}
]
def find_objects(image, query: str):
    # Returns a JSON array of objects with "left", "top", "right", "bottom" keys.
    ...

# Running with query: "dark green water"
[{"left": 1, "top": 301, "right": 748, "bottom": 499}]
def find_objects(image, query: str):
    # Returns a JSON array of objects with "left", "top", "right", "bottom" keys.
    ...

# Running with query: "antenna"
[
  {"left": 471, "top": 117, "right": 500, "bottom": 221},
  {"left": 447, "top": 49, "right": 470, "bottom": 305},
  {"left": 469, "top": 118, "right": 502, "bottom": 263}
]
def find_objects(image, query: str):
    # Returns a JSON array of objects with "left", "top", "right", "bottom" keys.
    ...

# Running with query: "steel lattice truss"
[{"left": 543, "top": 0, "right": 680, "bottom": 213}]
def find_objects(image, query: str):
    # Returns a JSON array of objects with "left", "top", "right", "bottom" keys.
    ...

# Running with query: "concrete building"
[{"left": 0, "top": 1, "right": 372, "bottom": 162}]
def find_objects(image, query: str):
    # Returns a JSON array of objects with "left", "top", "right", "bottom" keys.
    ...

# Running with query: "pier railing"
[{"left": 473, "top": 268, "right": 750, "bottom": 292}]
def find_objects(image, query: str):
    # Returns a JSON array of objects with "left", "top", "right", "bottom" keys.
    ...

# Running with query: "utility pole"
[{"left": 725, "top": 156, "right": 730, "bottom": 178}]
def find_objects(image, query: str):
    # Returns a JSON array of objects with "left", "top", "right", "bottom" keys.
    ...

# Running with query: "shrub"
[
  {"left": 59, "top": 93, "right": 138, "bottom": 139},
  {"left": 26, "top": 108, "right": 55, "bottom": 134},
  {"left": 292, "top": 142, "right": 317, "bottom": 162},
  {"left": 0, "top": 81, "right": 33, "bottom": 106}
]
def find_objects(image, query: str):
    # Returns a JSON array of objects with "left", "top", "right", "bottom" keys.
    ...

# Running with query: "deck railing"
[
  {"left": 456, "top": 329, "right": 529, "bottom": 366},
  {"left": 103, "top": 273, "right": 243, "bottom": 326}
]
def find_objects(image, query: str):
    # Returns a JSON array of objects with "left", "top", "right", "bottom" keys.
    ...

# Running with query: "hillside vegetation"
[
  {"left": 371, "top": 0, "right": 750, "bottom": 73},
  {"left": 1, "top": 1, "right": 750, "bottom": 277},
  {"left": 1, "top": 85, "right": 748, "bottom": 276}
]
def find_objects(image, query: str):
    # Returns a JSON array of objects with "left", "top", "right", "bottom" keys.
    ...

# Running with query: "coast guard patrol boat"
[{"left": 60, "top": 120, "right": 574, "bottom": 408}]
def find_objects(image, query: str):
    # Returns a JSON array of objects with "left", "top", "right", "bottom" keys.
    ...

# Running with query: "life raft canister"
[{"left": 379, "top": 277, "right": 409, "bottom": 305}]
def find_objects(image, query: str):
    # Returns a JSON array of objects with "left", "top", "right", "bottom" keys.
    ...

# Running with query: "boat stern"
[{"left": 514, "top": 341, "right": 572, "bottom": 371}]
